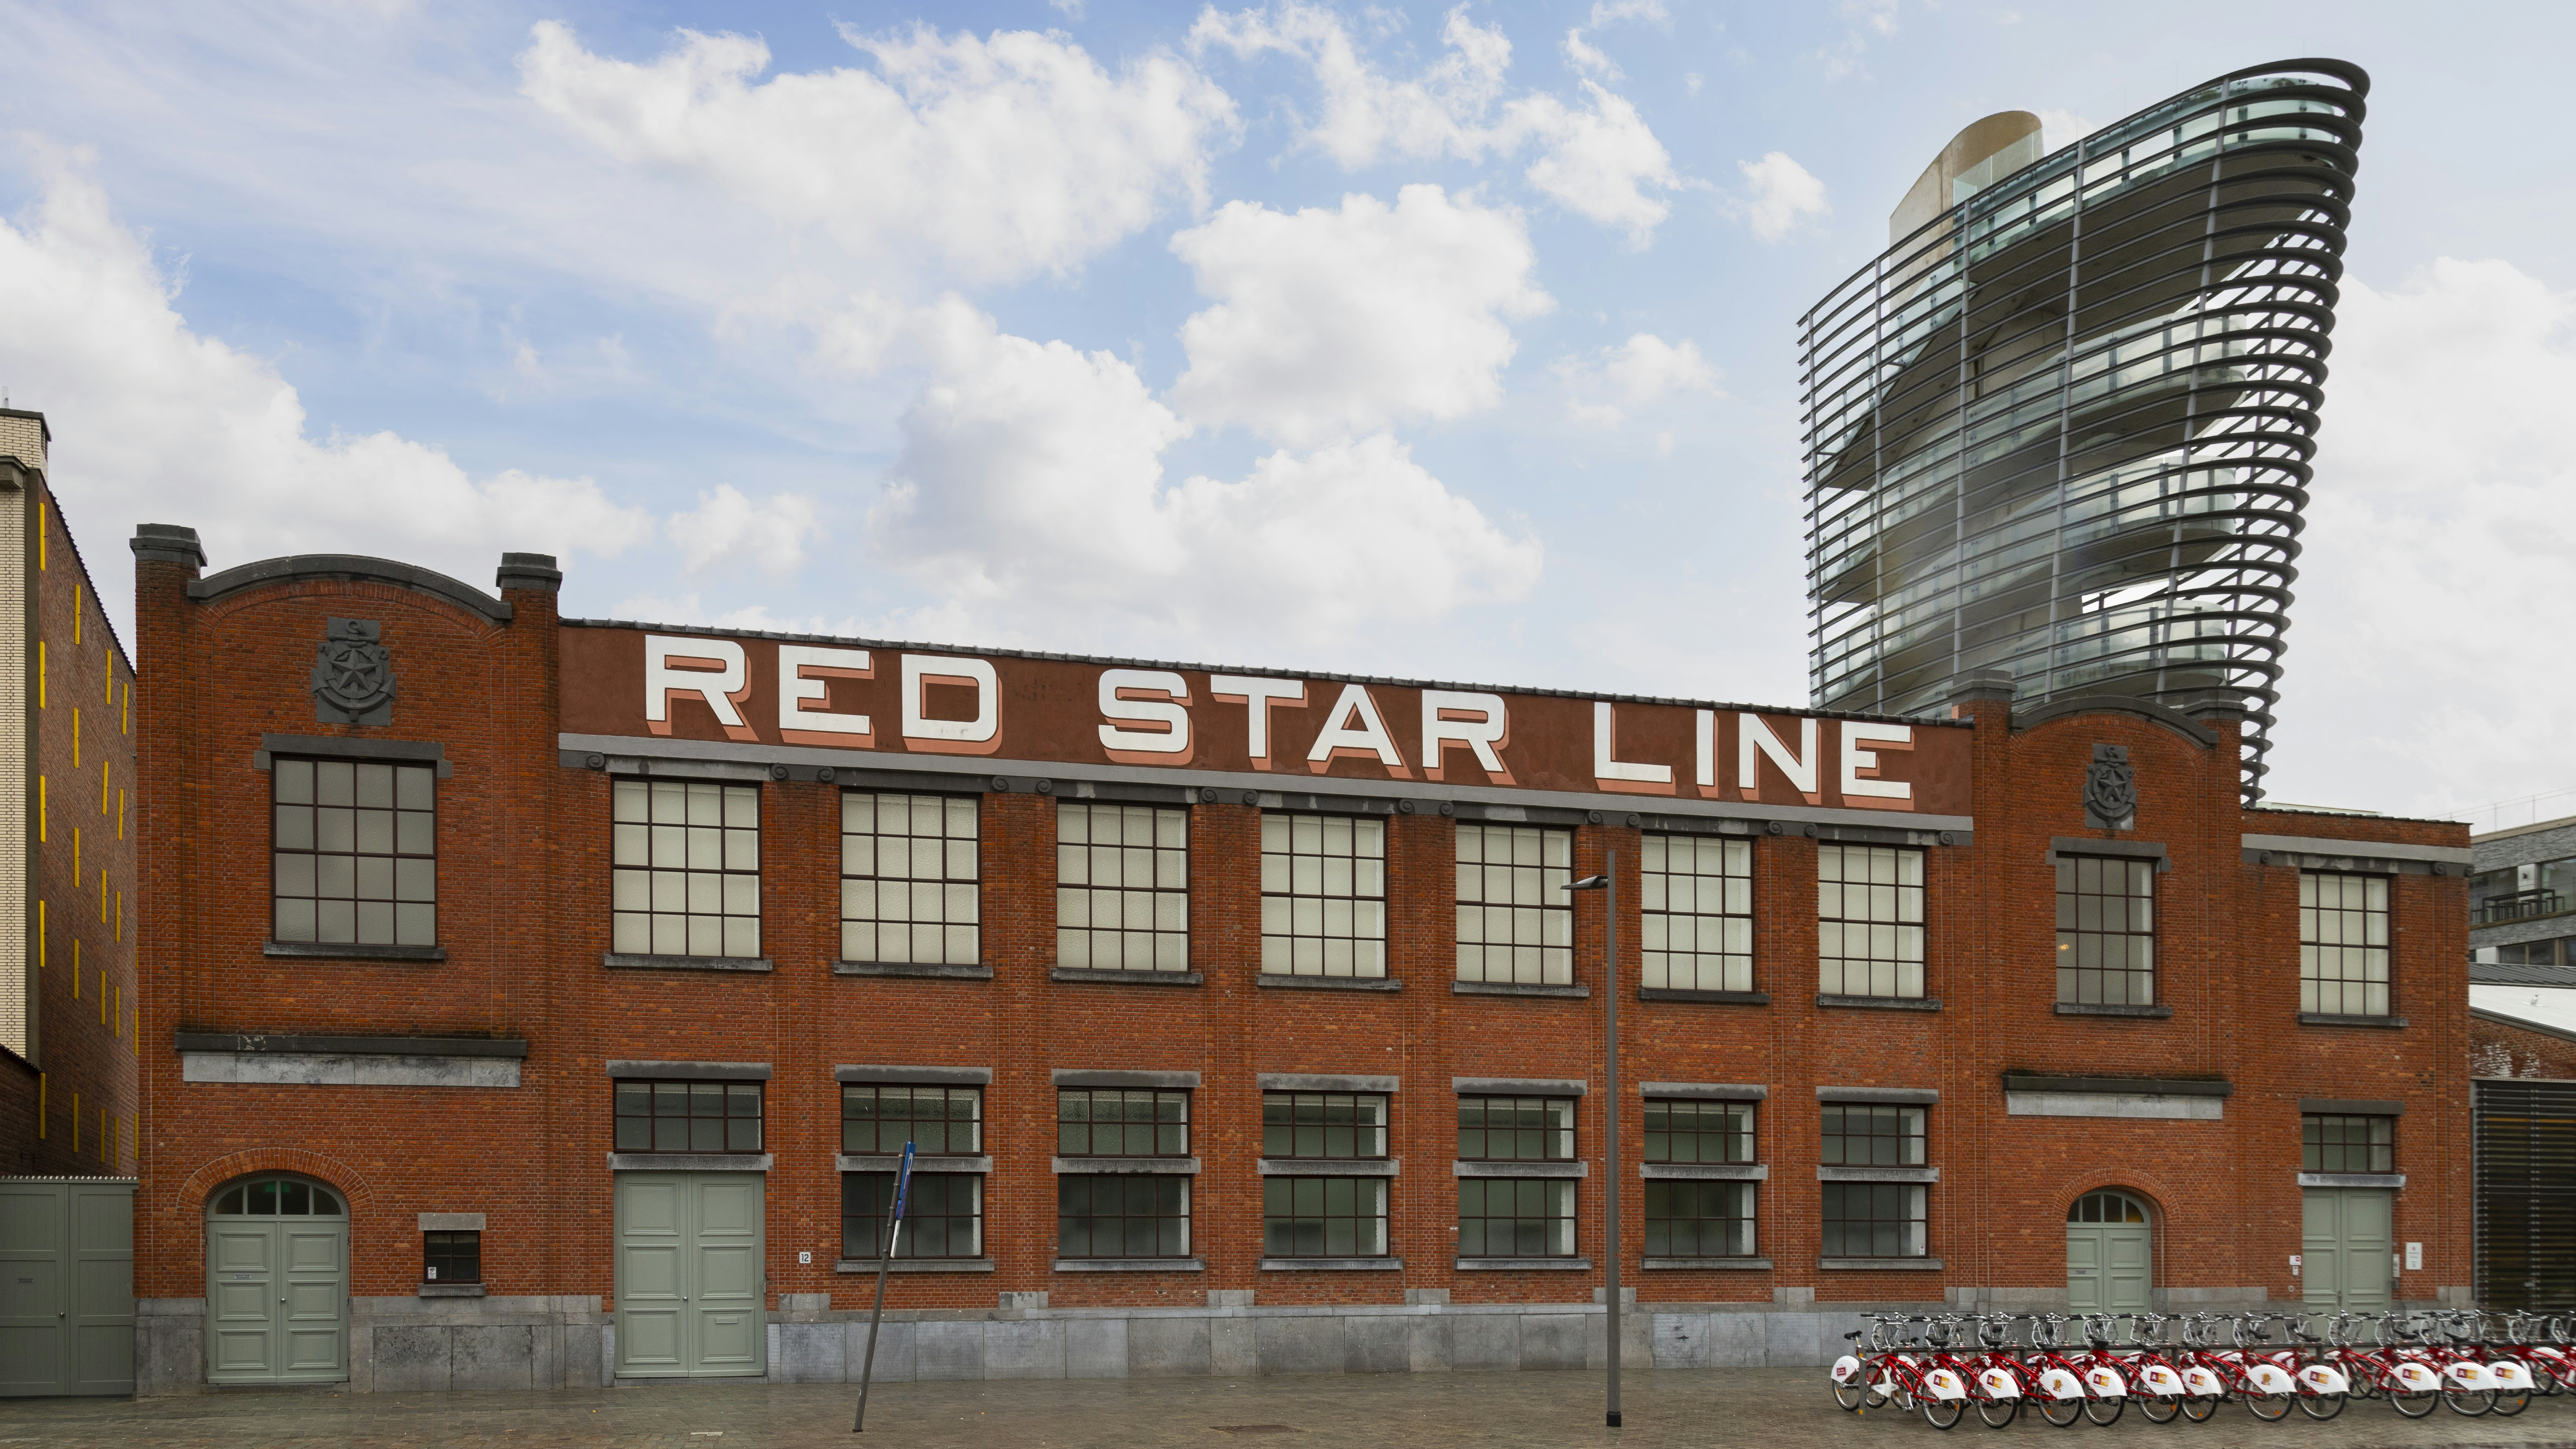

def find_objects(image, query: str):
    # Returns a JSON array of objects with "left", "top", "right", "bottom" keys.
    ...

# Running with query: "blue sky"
[{"left": 3, "top": 0, "right": 2571, "bottom": 820}]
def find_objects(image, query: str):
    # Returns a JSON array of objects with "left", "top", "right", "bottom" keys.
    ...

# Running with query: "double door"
[
  {"left": 0, "top": 1178, "right": 135, "bottom": 1396},
  {"left": 2302, "top": 1187, "right": 2393, "bottom": 1311},
  {"left": 615, "top": 1172, "right": 765, "bottom": 1378},
  {"left": 206, "top": 1216, "right": 347, "bottom": 1384}
]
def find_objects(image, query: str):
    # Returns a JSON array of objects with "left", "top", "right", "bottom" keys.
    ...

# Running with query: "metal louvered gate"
[{"left": 2474, "top": 1078, "right": 2576, "bottom": 1309}]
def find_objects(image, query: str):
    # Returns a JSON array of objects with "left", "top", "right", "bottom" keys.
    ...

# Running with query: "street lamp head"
[{"left": 1563, "top": 874, "right": 1610, "bottom": 892}]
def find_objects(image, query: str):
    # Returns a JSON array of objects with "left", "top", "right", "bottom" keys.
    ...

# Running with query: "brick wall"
[{"left": 2471, "top": 1013, "right": 2576, "bottom": 1080}]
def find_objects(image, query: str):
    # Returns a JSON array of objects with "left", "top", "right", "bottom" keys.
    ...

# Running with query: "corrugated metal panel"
[{"left": 2473, "top": 1078, "right": 2576, "bottom": 1308}]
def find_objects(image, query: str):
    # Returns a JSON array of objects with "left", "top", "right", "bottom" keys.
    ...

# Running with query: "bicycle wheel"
[
  {"left": 1975, "top": 1392, "right": 2020, "bottom": 1428},
  {"left": 2387, "top": 1383, "right": 2437, "bottom": 1418},
  {"left": 1835, "top": 1374, "right": 1868, "bottom": 1412},
  {"left": 2296, "top": 1389, "right": 2346, "bottom": 1421},
  {"left": 2441, "top": 1386, "right": 2495, "bottom": 1416},
  {"left": 2137, "top": 1393, "right": 2180, "bottom": 1424},
  {"left": 2489, "top": 1387, "right": 2530, "bottom": 1417},
  {"left": 2081, "top": 1392, "right": 2124, "bottom": 1427},
  {"left": 2036, "top": 1389, "right": 2085, "bottom": 1428},
  {"left": 2178, "top": 1395, "right": 2218, "bottom": 1423},
  {"left": 2241, "top": 1389, "right": 2291, "bottom": 1421},
  {"left": 1922, "top": 1394, "right": 1965, "bottom": 1430}
]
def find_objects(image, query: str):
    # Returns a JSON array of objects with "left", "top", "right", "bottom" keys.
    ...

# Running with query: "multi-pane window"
[
  {"left": 1641, "top": 834, "right": 1752, "bottom": 991},
  {"left": 841, "top": 793, "right": 979, "bottom": 966},
  {"left": 1818, "top": 845, "right": 1925, "bottom": 997},
  {"left": 1821, "top": 1104, "right": 1925, "bottom": 1166},
  {"left": 1058, "top": 1176, "right": 1189, "bottom": 1258},
  {"left": 1457, "top": 1179, "right": 1574, "bottom": 1257},
  {"left": 1643, "top": 1100, "right": 1754, "bottom": 1165},
  {"left": 1646, "top": 1181, "right": 1754, "bottom": 1258},
  {"left": 1822, "top": 1183, "right": 1927, "bottom": 1257},
  {"left": 843, "top": 1172, "right": 983, "bottom": 1260},
  {"left": 1263, "top": 1178, "right": 1389, "bottom": 1258},
  {"left": 1455, "top": 824, "right": 1572, "bottom": 985},
  {"left": 1056, "top": 803, "right": 1189, "bottom": 971},
  {"left": 1259, "top": 814, "right": 1387, "bottom": 978},
  {"left": 612, "top": 1081, "right": 764, "bottom": 1153},
  {"left": 2056, "top": 855, "right": 2155, "bottom": 1005},
  {"left": 423, "top": 1230, "right": 481, "bottom": 1284},
  {"left": 842, "top": 1084, "right": 982, "bottom": 1155},
  {"left": 2301, "top": 873, "right": 2389, "bottom": 1015},
  {"left": 1262, "top": 1092, "right": 1389, "bottom": 1159},
  {"left": 2484, "top": 937, "right": 2574, "bottom": 968},
  {"left": 2302, "top": 1114, "right": 2394, "bottom": 1174},
  {"left": 610, "top": 779, "right": 760, "bottom": 958},
  {"left": 1058, "top": 1088, "right": 1190, "bottom": 1156},
  {"left": 1457, "top": 1096, "right": 1575, "bottom": 1160},
  {"left": 271, "top": 758, "right": 436, "bottom": 947}
]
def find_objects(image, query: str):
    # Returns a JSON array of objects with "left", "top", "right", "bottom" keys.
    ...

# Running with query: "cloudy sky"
[{"left": 0, "top": 0, "right": 2567, "bottom": 823}]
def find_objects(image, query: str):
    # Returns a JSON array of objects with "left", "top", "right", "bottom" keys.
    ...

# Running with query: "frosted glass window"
[
  {"left": 841, "top": 792, "right": 980, "bottom": 966},
  {"left": 1260, "top": 813, "right": 1387, "bottom": 978},
  {"left": 272, "top": 758, "right": 436, "bottom": 947},
  {"left": 1056, "top": 803, "right": 1189, "bottom": 971},
  {"left": 1641, "top": 833, "right": 1752, "bottom": 992},
  {"left": 1454, "top": 824, "right": 1572, "bottom": 985},
  {"left": 2056, "top": 855, "right": 2155, "bottom": 1005},
  {"left": 610, "top": 779, "right": 761, "bottom": 958},
  {"left": 1817, "top": 844, "right": 1925, "bottom": 998},
  {"left": 2301, "top": 872, "right": 2389, "bottom": 1016}
]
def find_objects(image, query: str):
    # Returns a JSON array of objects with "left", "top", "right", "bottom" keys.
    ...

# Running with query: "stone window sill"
[
  {"left": 1050, "top": 967, "right": 1203, "bottom": 987},
  {"left": 1456, "top": 1160, "right": 1586, "bottom": 1178},
  {"left": 1453, "top": 980, "right": 1589, "bottom": 999},
  {"left": 1456, "top": 1257, "right": 1591, "bottom": 1271},
  {"left": 1818, "top": 1165, "right": 1938, "bottom": 1183},
  {"left": 1643, "top": 1257, "right": 1773, "bottom": 1271},
  {"left": 1255, "top": 973, "right": 1402, "bottom": 992},
  {"left": 1816, "top": 994, "right": 1940, "bottom": 1011},
  {"left": 1054, "top": 1257, "right": 1204, "bottom": 1272},
  {"left": 1638, "top": 987, "right": 1769, "bottom": 1005},
  {"left": 417, "top": 1283, "right": 486, "bottom": 1298},
  {"left": 838, "top": 1155, "right": 991, "bottom": 1174},
  {"left": 1261, "top": 1257, "right": 1404, "bottom": 1272},
  {"left": 835, "top": 1258, "right": 995, "bottom": 1274},
  {"left": 1258, "top": 1158, "right": 1398, "bottom": 1177},
  {"left": 1054, "top": 1157, "right": 1200, "bottom": 1175},
  {"left": 2300, "top": 1012, "right": 2408, "bottom": 1028},
  {"left": 604, "top": 953, "right": 772, "bottom": 973},
  {"left": 2297, "top": 1172, "right": 2405, "bottom": 1189},
  {"left": 835, "top": 961, "right": 992, "bottom": 980},
  {"left": 2054, "top": 1003, "right": 2173, "bottom": 1018},
  {"left": 266, "top": 941, "right": 447, "bottom": 963},
  {"left": 1642, "top": 1163, "right": 1766, "bottom": 1181},
  {"left": 1820, "top": 1257, "right": 1944, "bottom": 1271},
  {"left": 605, "top": 1153, "right": 772, "bottom": 1172}
]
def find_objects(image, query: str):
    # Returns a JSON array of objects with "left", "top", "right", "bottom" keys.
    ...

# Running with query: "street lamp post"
[{"left": 1565, "top": 857, "right": 1619, "bottom": 1429}]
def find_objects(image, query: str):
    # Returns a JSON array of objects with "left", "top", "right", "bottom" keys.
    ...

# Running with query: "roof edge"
[{"left": 189, "top": 554, "right": 512, "bottom": 623}]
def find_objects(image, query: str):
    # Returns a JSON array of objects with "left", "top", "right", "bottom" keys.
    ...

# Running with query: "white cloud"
[
  {"left": 2034, "top": 107, "right": 2098, "bottom": 147},
  {"left": 0, "top": 155, "right": 651, "bottom": 637},
  {"left": 667, "top": 484, "right": 824, "bottom": 574},
  {"left": 1736, "top": 151, "right": 1829, "bottom": 241},
  {"left": 1049, "top": 0, "right": 1087, "bottom": 17},
  {"left": 1167, "top": 186, "right": 1552, "bottom": 445},
  {"left": 519, "top": 19, "right": 1237, "bottom": 284},
  {"left": 1817, "top": 0, "right": 1902, "bottom": 80},
  {"left": 1563, "top": 0, "right": 1668, "bottom": 81},
  {"left": 610, "top": 590, "right": 864, "bottom": 639},
  {"left": 1563, "top": 30, "right": 1618, "bottom": 80},
  {"left": 1191, "top": 2, "right": 1683, "bottom": 244},
  {"left": 867, "top": 305, "right": 1540, "bottom": 652},
  {"left": 1555, "top": 333, "right": 1720, "bottom": 427},
  {"left": 2263, "top": 258, "right": 2576, "bottom": 816}
]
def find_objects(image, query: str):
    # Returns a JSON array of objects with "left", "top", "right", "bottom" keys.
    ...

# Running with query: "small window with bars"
[
  {"left": 272, "top": 758, "right": 437, "bottom": 947},
  {"left": 2302, "top": 1113, "right": 2393, "bottom": 1174},
  {"left": 1821, "top": 1103, "right": 1924, "bottom": 1167},
  {"left": 1457, "top": 1095, "right": 1574, "bottom": 1161},
  {"left": 612, "top": 1080, "right": 764, "bottom": 1153},
  {"left": 611, "top": 779, "right": 760, "bottom": 958},
  {"left": 2301, "top": 872, "right": 2389, "bottom": 1016},
  {"left": 1259, "top": 814, "right": 1387, "bottom": 978},
  {"left": 1641, "top": 833, "right": 1751, "bottom": 992},
  {"left": 423, "top": 1229, "right": 481, "bottom": 1284},
  {"left": 843, "top": 1172, "right": 983, "bottom": 1260},
  {"left": 841, "top": 793, "right": 980, "bottom": 966},
  {"left": 1455, "top": 824, "right": 1572, "bottom": 985},
  {"left": 1058, "top": 1088, "right": 1190, "bottom": 1157},
  {"left": 1818, "top": 844, "right": 1924, "bottom": 998},
  {"left": 2056, "top": 855, "right": 2155, "bottom": 1006},
  {"left": 1643, "top": 1099, "right": 1754, "bottom": 1164},
  {"left": 1056, "top": 803, "right": 1189, "bottom": 971},
  {"left": 1262, "top": 1091, "right": 1389, "bottom": 1159},
  {"left": 842, "top": 1084, "right": 982, "bottom": 1155}
]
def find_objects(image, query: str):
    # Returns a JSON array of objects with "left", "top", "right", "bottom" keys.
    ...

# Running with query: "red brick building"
[{"left": 130, "top": 533, "right": 2472, "bottom": 1393}]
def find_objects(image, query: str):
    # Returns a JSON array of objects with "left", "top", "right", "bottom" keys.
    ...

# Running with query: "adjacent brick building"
[{"left": 130, "top": 533, "right": 2472, "bottom": 1393}]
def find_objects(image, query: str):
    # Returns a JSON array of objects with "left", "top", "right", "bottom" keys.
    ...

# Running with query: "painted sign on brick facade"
[{"left": 559, "top": 625, "right": 1971, "bottom": 813}]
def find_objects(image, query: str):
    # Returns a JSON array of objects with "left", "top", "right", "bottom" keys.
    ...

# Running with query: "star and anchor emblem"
[{"left": 311, "top": 617, "right": 397, "bottom": 725}]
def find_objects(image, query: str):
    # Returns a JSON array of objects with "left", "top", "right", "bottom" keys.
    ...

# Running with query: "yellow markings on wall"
[
  {"left": 119, "top": 789, "right": 126, "bottom": 839},
  {"left": 73, "top": 825, "right": 79, "bottom": 876},
  {"left": 99, "top": 867, "right": 107, "bottom": 921},
  {"left": 38, "top": 498, "right": 45, "bottom": 570},
  {"left": 121, "top": 680, "right": 128, "bottom": 735},
  {"left": 38, "top": 774, "right": 46, "bottom": 841},
  {"left": 73, "top": 582, "right": 82, "bottom": 644},
  {"left": 72, "top": 709, "right": 79, "bottom": 767},
  {"left": 105, "top": 667, "right": 111, "bottom": 706},
  {"left": 115, "top": 891, "right": 121, "bottom": 941},
  {"left": 101, "top": 759, "right": 109, "bottom": 813}
]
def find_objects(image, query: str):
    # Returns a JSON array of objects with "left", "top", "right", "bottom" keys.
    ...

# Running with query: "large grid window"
[
  {"left": 271, "top": 758, "right": 436, "bottom": 947},
  {"left": 1058, "top": 1088, "right": 1190, "bottom": 1157},
  {"left": 2302, "top": 1114, "right": 2394, "bottom": 1174},
  {"left": 1818, "top": 845, "right": 1925, "bottom": 997},
  {"left": 1822, "top": 1182, "right": 1926, "bottom": 1257},
  {"left": 611, "top": 779, "right": 760, "bottom": 958},
  {"left": 1821, "top": 1104, "right": 1924, "bottom": 1166},
  {"left": 1642, "top": 833, "right": 1752, "bottom": 991},
  {"left": 1455, "top": 824, "right": 1572, "bottom": 984},
  {"left": 842, "top": 1084, "right": 981, "bottom": 1155},
  {"left": 1646, "top": 1181, "right": 1754, "bottom": 1258},
  {"left": 1458, "top": 1179, "right": 1574, "bottom": 1257},
  {"left": 1262, "top": 1092, "right": 1389, "bottom": 1159},
  {"left": 843, "top": 1172, "right": 983, "bottom": 1260},
  {"left": 1263, "top": 1177, "right": 1389, "bottom": 1257},
  {"left": 1260, "top": 814, "right": 1387, "bottom": 978},
  {"left": 1644, "top": 1100, "right": 1754, "bottom": 1165},
  {"left": 1457, "top": 1096, "right": 1574, "bottom": 1161},
  {"left": 612, "top": 1081, "right": 763, "bottom": 1153},
  {"left": 2056, "top": 855, "right": 2155, "bottom": 1005},
  {"left": 841, "top": 793, "right": 979, "bottom": 966},
  {"left": 2301, "top": 872, "right": 2390, "bottom": 1016},
  {"left": 1058, "top": 1177, "right": 1189, "bottom": 1258},
  {"left": 1056, "top": 804, "right": 1189, "bottom": 971}
]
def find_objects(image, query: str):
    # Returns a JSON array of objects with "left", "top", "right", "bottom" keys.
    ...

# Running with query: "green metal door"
[
  {"left": 205, "top": 1177, "right": 348, "bottom": 1385},
  {"left": 0, "top": 1178, "right": 135, "bottom": 1397},
  {"left": 615, "top": 1172, "right": 766, "bottom": 1378},
  {"left": 2066, "top": 1191, "right": 2152, "bottom": 1318},
  {"left": 2303, "top": 1188, "right": 2392, "bottom": 1311}
]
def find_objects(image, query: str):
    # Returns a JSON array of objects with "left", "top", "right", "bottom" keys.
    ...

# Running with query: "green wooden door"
[
  {"left": 2303, "top": 1188, "right": 2392, "bottom": 1311},
  {"left": 205, "top": 1177, "right": 347, "bottom": 1385},
  {"left": 2067, "top": 1191, "right": 2152, "bottom": 1318},
  {"left": 0, "top": 1178, "right": 135, "bottom": 1397},
  {"left": 615, "top": 1172, "right": 766, "bottom": 1378}
]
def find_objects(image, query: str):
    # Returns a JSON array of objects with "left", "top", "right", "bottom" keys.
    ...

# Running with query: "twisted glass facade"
[{"left": 1801, "top": 60, "right": 2368, "bottom": 799}]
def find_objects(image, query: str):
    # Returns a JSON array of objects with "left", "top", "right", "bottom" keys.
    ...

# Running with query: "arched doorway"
[
  {"left": 205, "top": 1175, "right": 350, "bottom": 1385},
  {"left": 2066, "top": 1190, "right": 2151, "bottom": 1317}
]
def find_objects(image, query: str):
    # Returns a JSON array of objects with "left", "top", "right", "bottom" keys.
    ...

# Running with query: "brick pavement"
[{"left": 8, "top": 1369, "right": 2576, "bottom": 1448}]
